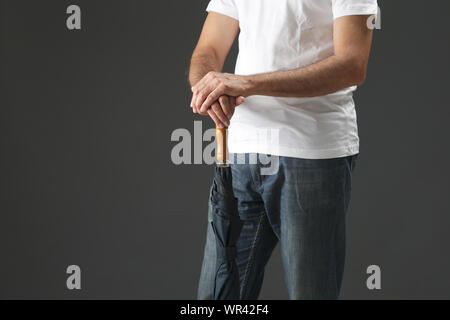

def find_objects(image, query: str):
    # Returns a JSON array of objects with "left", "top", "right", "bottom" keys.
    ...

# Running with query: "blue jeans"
[{"left": 198, "top": 154, "right": 358, "bottom": 300}]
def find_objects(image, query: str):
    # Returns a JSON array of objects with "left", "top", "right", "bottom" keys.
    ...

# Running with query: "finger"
[
  {"left": 218, "top": 96, "right": 233, "bottom": 120},
  {"left": 192, "top": 88, "right": 201, "bottom": 111},
  {"left": 236, "top": 96, "right": 246, "bottom": 106},
  {"left": 194, "top": 85, "right": 211, "bottom": 111},
  {"left": 207, "top": 108, "right": 226, "bottom": 129},
  {"left": 190, "top": 94, "right": 197, "bottom": 112},
  {"left": 197, "top": 108, "right": 209, "bottom": 116},
  {"left": 212, "top": 103, "right": 230, "bottom": 127},
  {"left": 191, "top": 82, "right": 204, "bottom": 111},
  {"left": 200, "top": 85, "right": 225, "bottom": 113},
  {"left": 191, "top": 79, "right": 203, "bottom": 96},
  {"left": 193, "top": 77, "right": 214, "bottom": 110},
  {"left": 191, "top": 85, "right": 200, "bottom": 112}
]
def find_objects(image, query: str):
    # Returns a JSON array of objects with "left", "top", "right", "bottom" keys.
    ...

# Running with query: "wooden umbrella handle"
[{"left": 216, "top": 126, "right": 228, "bottom": 166}]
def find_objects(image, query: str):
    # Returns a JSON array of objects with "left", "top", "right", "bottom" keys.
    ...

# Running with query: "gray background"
[{"left": 1, "top": 0, "right": 449, "bottom": 299}]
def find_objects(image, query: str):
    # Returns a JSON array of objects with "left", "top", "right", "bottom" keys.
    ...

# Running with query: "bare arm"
[
  {"left": 192, "top": 15, "right": 374, "bottom": 113},
  {"left": 245, "top": 15, "right": 374, "bottom": 97},
  {"left": 189, "top": 12, "right": 239, "bottom": 86},
  {"left": 189, "top": 12, "right": 243, "bottom": 128}
]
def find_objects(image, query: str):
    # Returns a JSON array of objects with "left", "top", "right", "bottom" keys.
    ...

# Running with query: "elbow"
[
  {"left": 337, "top": 54, "right": 368, "bottom": 86},
  {"left": 354, "top": 66, "right": 367, "bottom": 86},
  {"left": 349, "top": 58, "right": 368, "bottom": 86}
]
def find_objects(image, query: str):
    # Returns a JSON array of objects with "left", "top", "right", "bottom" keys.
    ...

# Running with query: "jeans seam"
[{"left": 240, "top": 214, "right": 264, "bottom": 299}]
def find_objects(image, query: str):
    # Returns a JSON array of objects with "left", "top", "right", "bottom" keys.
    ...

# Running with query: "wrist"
[{"left": 241, "top": 75, "right": 258, "bottom": 97}]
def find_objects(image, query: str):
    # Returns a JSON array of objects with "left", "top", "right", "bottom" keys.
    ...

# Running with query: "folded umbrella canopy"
[{"left": 211, "top": 127, "right": 243, "bottom": 300}]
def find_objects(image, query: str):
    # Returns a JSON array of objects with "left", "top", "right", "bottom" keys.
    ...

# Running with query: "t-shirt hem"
[
  {"left": 229, "top": 144, "right": 360, "bottom": 160},
  {"left": 206, "top": 3, "right": 239, "bottom": 21}
]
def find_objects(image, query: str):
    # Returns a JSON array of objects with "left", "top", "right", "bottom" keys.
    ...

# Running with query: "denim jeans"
[{"left": 197, "top": 154, "right": 358, "bottom": 300}]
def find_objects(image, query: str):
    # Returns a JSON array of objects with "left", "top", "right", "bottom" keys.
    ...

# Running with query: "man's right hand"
[
  {"left": 194, "top": 95, "right": 245, "bottom": 128},
  {"left": 188, "top": 11, "right": 242, "bottom": 128}
]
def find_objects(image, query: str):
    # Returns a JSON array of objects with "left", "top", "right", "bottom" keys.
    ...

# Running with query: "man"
[{"left": 189, "top": 0, "right": 378, "bottom": 300}]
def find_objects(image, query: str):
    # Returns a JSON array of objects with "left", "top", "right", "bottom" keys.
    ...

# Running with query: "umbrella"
[{"left": 210, "top": 127, "right": 243, "bottom": 300}]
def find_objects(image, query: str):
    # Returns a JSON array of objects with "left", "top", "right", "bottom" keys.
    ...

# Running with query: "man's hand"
[
  {"left": 193, "top": 94, "right": 245, "bottom": 128},
  {"left": 188, "top": 11, "right": 242, "bottom": 127},
  {"left": 191, "top": 72, "right": 249, "bottom": 114}
]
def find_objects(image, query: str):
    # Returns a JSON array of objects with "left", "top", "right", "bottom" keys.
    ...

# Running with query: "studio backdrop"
[{"left": 1, "top": 0, "right": 450, "bottom": 299}]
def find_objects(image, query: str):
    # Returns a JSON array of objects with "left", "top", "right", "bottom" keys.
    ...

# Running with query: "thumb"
[{"left": 236, "top": 96, "right": 246, "bottom": 106}]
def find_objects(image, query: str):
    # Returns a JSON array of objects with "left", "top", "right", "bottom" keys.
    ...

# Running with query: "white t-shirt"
[{"left": 206, "top": 0, "right": 378, "bottom": 159}]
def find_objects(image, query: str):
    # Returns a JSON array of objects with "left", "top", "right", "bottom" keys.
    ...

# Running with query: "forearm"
[
  {"left": 189, "top": 48, "right": 223, "bottom": 87},
  {"left": 244, "top": 55, "right": 367, "bottom": 98},
  {"left": 192, "top": 15, "right": 373, "bottom": 111}
]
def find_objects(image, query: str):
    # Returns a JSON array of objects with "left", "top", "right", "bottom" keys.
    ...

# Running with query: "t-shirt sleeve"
[
  {"left": 331, "top": 0, "right": 378, "bottom": 20},
  {"left": 206, "top": 0, "right": 239, "bottom": 21}
]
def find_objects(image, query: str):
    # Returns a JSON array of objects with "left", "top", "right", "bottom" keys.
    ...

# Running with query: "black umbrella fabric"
[{"left": 210, "top": 165, "right": 243, "bottom": 300}]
